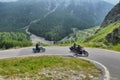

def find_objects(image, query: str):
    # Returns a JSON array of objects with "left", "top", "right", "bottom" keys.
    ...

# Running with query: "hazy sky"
[
  {"left": 0, "top": 0, "right": 17, "bottom": 2},
  {"left": 0, "top": 0, "right": 119, "bottom": 4},
  {"left": 104, "top": 0, "right": 119, "bottom": 4}
]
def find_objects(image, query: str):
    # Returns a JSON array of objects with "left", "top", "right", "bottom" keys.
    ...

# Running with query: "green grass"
[
  {"left": 86, "top": 22, "right": 120, "bottom": 42},
  {"left": 83, "top": 22, "right": 120, "bottom": 51},
  {"left": 111, "top": 44, "right": 120, "bottom": 51},
  {"left": 0, "top": 56, "right": 101, "bottom": 80}
]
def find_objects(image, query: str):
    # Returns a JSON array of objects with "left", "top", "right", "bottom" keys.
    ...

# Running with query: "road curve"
[{"left": 0, "top": 46, "right": 120, "bottom": 80}]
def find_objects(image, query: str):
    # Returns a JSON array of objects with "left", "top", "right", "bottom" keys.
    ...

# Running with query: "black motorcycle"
[
  {"left": 33, "top": 46, "right": 45, "bottom": 53},
  {"left": 70, "top": 46, "right": 89, "bottom": 57}
]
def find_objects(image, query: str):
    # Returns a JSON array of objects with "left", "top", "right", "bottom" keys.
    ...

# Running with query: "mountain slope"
[
  {"left": 85, "top": 2, "right": 120, "bottom": 50},
  {"left": 100, "top": 2, "right": 120, "bottom": 45},
  {"left": 101, "top": 2, "right": 120, "bottom": 27},
  {"left": 0, "top": 0, "right": 113, "bottom": 41},
  {"left": 0, "top": 1, "right": 49, "bottom": 31},
  {"left": 57, "top": 26, "right": 99, "bottom": 45},
  {"left": 86, "top": 22, "right": 120, "bottom": 43},
  {"left": 28, "top": 0, "right": 113, "bottom": 41}
]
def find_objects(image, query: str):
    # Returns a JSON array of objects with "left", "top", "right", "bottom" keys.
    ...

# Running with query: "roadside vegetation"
[
  {"left": 57, "top": 22, "right": 120, "bottom": 51},
  {"left": 0, "top": 56, "right": 101, "bottom": 80},
  {"left": 0, "top": 32, "right": 32, "bottom": 49},
  {"left": 57, "top": 26, "right": 99, "bottom": 46},
  {"left": 84, "top": 22, "right": 120, "bottom": 51}
]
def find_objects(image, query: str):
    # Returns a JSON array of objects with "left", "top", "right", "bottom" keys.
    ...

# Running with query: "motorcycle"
[
  {"left": 33, "top": 46, "right": 45, "bottom": 53},
  {"left": 70, "top": 46, "right": 89, "bottom": 57}
]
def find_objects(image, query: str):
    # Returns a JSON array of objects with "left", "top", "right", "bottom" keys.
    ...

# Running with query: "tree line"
[{"left": 0, "top": 32, "right": 32, "bottom": 49}]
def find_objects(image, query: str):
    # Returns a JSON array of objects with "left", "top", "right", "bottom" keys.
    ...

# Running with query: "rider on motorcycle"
[
  {"left": 76, "top": 45, "right": 83, "bottom": 54},
  {"left": 70, "top": 44, "right": 89, "bottom": 57},
  {"left": 70, "top": 43, "right": 77, "bottom": 50},
  {"left": 36, "top": 43, "right": 40, "bottom": 51},
  {"left": 73, "top": 43, "right": 77, "bottom": 49}
]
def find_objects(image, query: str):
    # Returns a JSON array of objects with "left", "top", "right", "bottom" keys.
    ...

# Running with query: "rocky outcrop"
[
  {"left": 106, "top": 27, "right": 120, "bottom": 44},
  {"left": 101, "top": 2, "right": 120, "bottom": 27},
  {"left": 100, "top": 2, "right": 120, "bottom": 44}
]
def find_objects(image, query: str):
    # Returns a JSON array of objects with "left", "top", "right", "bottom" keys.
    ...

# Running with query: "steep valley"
[{"left": 0, "top": 0, "right": 113, "bottom": 42}]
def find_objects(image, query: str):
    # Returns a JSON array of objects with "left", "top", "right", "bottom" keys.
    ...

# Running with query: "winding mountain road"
[{"left": 0, "top": 46, "right": 120, "bottom": 80}]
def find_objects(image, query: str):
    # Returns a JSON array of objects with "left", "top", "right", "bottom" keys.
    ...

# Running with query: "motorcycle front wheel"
[{"left": 84, "top": 51, "right": 89, "bottom": 57}]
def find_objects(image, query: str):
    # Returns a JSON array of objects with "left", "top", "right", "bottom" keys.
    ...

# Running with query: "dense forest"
[
  {"left": 0, "top": 1, "right": 48, "bottom": 32},
  {"left": 0, "top": 0, "right": 113, "bottom": 41},
  {"left": 0, "top": 32, "right": 32, "bottom": 49},
  {"left": 29, "top": 0, "right": 113, "bottom": 41}
]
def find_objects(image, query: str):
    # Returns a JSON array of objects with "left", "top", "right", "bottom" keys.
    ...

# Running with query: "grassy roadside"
[
  {"left": 81, "top": 43, "right": 120, "bottom": 52},
  {"left": 0, "top": 56, "right": 101, "bottom": 80}
]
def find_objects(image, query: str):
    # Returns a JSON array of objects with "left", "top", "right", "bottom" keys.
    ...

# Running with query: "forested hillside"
[
  {"left": 57, "top": 27, "right": 99, "bottom": 45},
  {"left": 0, "top": 0, "right": 113, "bottom": 41},
  {"left": 28, "top": 0, "right": 113, "bottom": 41},
  {"left": 0, "top": 1, "right": 48, "bottom": 32},
  {"left": 85, "top": 22, "right": 120, "bottom": 45},
  {"left": 84, "top": 2, "right": 120, "bottom": 51},
  {"left": 0, "top": 32, "right": 32, "bottom": 49}
]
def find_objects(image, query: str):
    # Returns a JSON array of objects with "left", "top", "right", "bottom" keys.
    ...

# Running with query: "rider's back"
[
  {"left": 36, "top": 44, "right": 40, "bottom": 50},
  {"left": 76, "top": 45, "right": 82, "bottom": 52}
]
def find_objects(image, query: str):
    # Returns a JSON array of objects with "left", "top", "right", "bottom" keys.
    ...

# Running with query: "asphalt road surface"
[{"left": 0, "top": 46, "right": 120, "bottom": 80}]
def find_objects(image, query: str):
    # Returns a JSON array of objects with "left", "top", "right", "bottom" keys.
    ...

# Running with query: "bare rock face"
[
  {"left": 101, "top": 2, "right": 120, "bottom": 27},
  {"left": 106, "top": 27, "right": 120, "bottom": 44}
]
